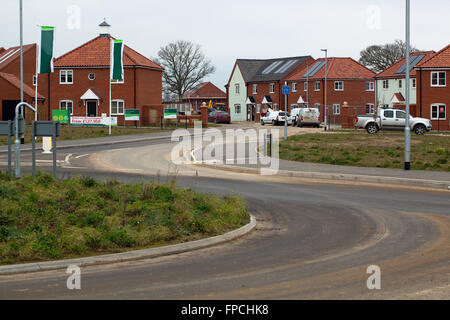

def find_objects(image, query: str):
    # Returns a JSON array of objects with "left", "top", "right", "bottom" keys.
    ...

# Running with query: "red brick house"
[
  {"left": 415, "top": 45, "right": 450, "bottom": 131},
  {"left": 285, "top": 57, "right": 376, "bottom": 124},
  {"left": 183, "top": 81, "right": 226, "bottom": 112},
  {"left": 51, "top": 24, "right": 163, "bottom": 126},
  {"left": 0, "top": 43, "right": 48, "bottom": 121}
]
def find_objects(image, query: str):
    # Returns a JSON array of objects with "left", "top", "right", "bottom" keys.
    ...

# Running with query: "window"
[
  {"left": 366, "top": 81, "right": 374, "bottom": 91},
  {"left": 273, "top": 104, "right": 278, "bottom": 110},
  {"left": 431, "top": 72, "right": 446, "bottom": 87},
  {"left": 384, "top": 110, "right": 394, "bottom": 118},
  {"left": 304, "top": 82, "right": 308, "bottom": 91},
  {"left": 366, "top": 104, "right": 375, "bottom": 114},
  {"left": 398, "top": 79, "right": 403, "bottom": 89},
  {"left": 290, "top": 104, "right": 299, "bottom": 109},
  {"left": 60, "top": 70, "right": 73, "bottom": 84},
  {"left": 333, "top": 104, "right": 340, "bottom": 115},
  {"left": 235, "top": 104, "right": 241, "bottom": 114},
  {"left": 314, "top": 103, "right": 320, "bottom": 110},
  {"left": 412, "top": 79, "right": 416, "bottom": 88},
  {"left": 292, "top": 83, "right": 297, "bottom": 92},
  {"left": 382, "top": 104, "right": 390, "bottom": 109},
  {"left": 431, "top": 104, "right": 446, "bottom": 120},
  {"left": 315, "top": 81, "right": 320, "bottom": 91},
  {"left": 111, "top": 100, "right": 125, "bottom": 115},
  {"left": 33, "top": 75, "right": 37, "bottom": 86},
  {"left": 59, "top": 100, "right": 73, "bottom": 115},
  {"left": 396, "top": 110, "right": 406, "bottom": 119},
  {"left": 252, "top": 84, "right": 257, "bottom": 94},
  {"left": 269, "top": 83, "right": 275, "bottom": 93},
  {"left": 382, "top": 80, "right": 389, "bottom": 89},
  {"left": 88, "top": 73, "right": 95, "bottom": 80},
  {"left": 235, "top": 84, "right": 240, "bottom": 94},
  {"left": 334, "top": 81, "right": 344, "bottom": 91}
]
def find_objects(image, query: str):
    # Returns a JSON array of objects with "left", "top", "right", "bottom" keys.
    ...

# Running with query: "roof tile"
[
  {"left": 0, "top": 72, "right": 45, "bottom": 99},
  {"left": 416, "top": 45, "right": 450, "bottom": 68}
]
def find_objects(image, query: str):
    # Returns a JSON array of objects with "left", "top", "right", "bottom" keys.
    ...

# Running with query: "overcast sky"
[{"left": 2, "top": 0, "right": 450, "bottom": 90}]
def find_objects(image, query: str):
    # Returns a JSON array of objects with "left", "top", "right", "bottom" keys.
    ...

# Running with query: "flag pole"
[
  {"left": 109, "top": 39, "right": 112, "bottom": 136},
  {"left": 35, "top": 26, "right": 39, "bottom": 122}
]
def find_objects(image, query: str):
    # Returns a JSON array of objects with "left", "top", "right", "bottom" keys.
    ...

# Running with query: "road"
[{"left": 0, "top": 129, "right": 449, "bottom": 299}]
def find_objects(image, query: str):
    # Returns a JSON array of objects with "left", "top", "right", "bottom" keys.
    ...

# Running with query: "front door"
[
  {"left": 2, "top": 100, "right": 20, "bottom": 121},
  {"left": 87, "top": 101, "right": 97, "bottom": 117}
]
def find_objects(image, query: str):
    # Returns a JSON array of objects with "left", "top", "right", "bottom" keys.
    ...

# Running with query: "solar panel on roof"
[
  {"left": 262, "top": 61, "right": 283, "bottom": 74},
  {"left": 303, "top": 60, "right": 326, "bottom": 78},
  {"left": 275, "top": 60, "right": 298, "bottom": 74},
  {"left": 395, "top": 54, "right": 426, "bottom": 75}
]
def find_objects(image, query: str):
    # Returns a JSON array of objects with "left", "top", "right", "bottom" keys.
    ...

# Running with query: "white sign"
[{"left": 70, "top": 116, "right": 117, "bottom": 126}]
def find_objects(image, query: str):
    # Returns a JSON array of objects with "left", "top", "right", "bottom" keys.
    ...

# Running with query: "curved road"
[{"left": 0, "top": 136, "right": 449, "bottom": 299}]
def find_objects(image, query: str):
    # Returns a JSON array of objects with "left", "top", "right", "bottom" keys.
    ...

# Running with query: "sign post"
[
  {"left": 282, "top": 84, "right": 290, "bottom": 141},
  {"left": 32, "top": 121, "right": 60, "bottom": 178}
]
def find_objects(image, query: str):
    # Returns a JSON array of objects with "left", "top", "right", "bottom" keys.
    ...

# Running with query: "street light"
[
  {"left": 404, "top": 0, "right": 411, "bottom": 171},
  {"left": 321, "top": 49, "right": 328, "bottom": 131}
]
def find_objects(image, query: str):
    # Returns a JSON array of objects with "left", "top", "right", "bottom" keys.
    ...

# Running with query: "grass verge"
[
  {"left": 279, "top": 132, "right": 450, "bottom": 171},
  {"left": 0, "top": 172, "right": 249, "bottom": 265}
]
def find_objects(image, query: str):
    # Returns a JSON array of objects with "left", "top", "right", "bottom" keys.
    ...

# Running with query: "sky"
[{"left": 1, "top": 0, "right": 450, "bottom": 90}]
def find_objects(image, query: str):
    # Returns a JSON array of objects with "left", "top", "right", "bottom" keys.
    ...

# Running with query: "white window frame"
[
  {"left": 292, "top": 83, "right": 297, "bottom": 92},
  {"left": 269, "top": 83, "right": 275, "bottom": 94},
  {"left": 59, "top": 100, "right": 74, "bottom": 115},
  {"left": 33, "top": 75, "right": 37, "bottom": 86},
  {"left": 252, "top": 84, "right": 257, "bottom": 94},
  {"left": 382, "top": 80, "right": 389, "bottom": 89},
  {"left": 304, "top": 82, "right": 308, "bottom": 92},
  {"left": 431, "top": 104, "right": 446, "bottom": 120},
  {"left": 60, "top": 70, "right": 73, "bottom": 84},
  {"left": 111, "top": 99, "right": 125, "bottom": 115},
  {"left": 431, "top": 72, "right": 446, "bottom": 87},
  {"left": 333, "top": 104, "right": 341, "bottom": 115},
  {"left": 334, "top": 81, "right": 344, "bottom": 91},
  {"left": 366, "top": 81, "right": 374, "bottom": 91},
  {"left": 235, "top": 104, "right": 241, "bottom": 114},
  {"left": 366, "top": 103, "right": 375, "bottom": 114},
  {"left": 412, "top": 78, "right": 416, "bottom": 89},
  {"left": 398, "top": 79, "right": 403, "bottom": 89},
  {"left": 235, "top": 84, "right": 240, "bottom": 94},
  {"left": 315, "top": 81, "right": 320, "bottom": 91}
]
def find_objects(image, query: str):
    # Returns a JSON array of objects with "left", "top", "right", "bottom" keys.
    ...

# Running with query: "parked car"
[
  {"left": 261, "top": 111, "right": 292, "bottom": 126},
  {"left": 208, "top": 110, "right": 231, "bottom": 124},
  {"left": 291, "top": 107, "right": 321, "bottom": 128},
  {"left": 355, "top": 109, "right": 432, "bottom": 135}
]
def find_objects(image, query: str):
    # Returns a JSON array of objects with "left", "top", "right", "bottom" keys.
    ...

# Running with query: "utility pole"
[
  {"left": 15, "top": 0, "right": 24, "bottom": 177},
  {"left": 404, "top": 0, "right": 411, "bottom": 170},
  {"left": 321, "top": 49, "right": 328, "bottom": 131}
]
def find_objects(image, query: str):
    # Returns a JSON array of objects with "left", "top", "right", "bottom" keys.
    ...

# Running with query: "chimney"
[{"left": 99, "top": 19, "right": 111, "bottom": 37}]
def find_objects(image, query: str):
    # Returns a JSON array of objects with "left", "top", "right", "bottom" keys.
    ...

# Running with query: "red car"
[{"left": 208, "top": 110, "right": 231, "bottom": 124}]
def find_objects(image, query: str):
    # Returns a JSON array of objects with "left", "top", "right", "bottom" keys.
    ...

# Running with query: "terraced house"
[
  {"left": 226, "top": 56, "right": 314, "bottom": 122},
  {"left": 415, "top": 44, "right": 450, "bottom": 131},
  {"left": 286, "top": 57, "right": 376, "bottom": 123},
  {"left": 374, "top": 51, "right": 435, "bottom": 115}
]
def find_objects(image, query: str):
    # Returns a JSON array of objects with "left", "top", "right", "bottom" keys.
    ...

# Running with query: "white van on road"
[
  {"left": 261, "top": 111, "right": 293, "bottom": 126},
  {"left": 291, "top": 108, "right": 321, "bottom": 128}
]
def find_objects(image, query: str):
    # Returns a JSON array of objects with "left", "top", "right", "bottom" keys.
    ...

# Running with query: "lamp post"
[
  {"left": 404, "top": 0, "right": 411, "bottom": 170},
  {"left": 321, "top": 49, "right": 328, "bottom": 131}
]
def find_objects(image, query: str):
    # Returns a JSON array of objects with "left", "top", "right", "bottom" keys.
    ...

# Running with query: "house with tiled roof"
[
  {"left": 415, "top": 45, "right": 450, "bottom": 130},
  {"left": 50, "top": 21, "right": 163, "bottom": 125},
  {"left": 285, "top": 57, "right": 376, "bottom": 123},
  {"left": 0, "top": 43, "right": 47, "bottom": 121},
  {"left": 183, "top": 82, "right": 226, "bottom": 112},
  {"left": 226, "top": 56, "right": 314, "bottom": 122},
  {"left": 374, "top": 51, "right": 435, "bottom": 114}
]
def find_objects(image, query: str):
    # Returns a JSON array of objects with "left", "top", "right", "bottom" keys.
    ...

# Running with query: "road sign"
[
  {"left": 282, "top": 85, "right": 291, "bottom": 95},
  {"left": 125, "top": 109, "right": 140, "bottom": 121},
  {"left": 164, "top": 108, "right": 177, "bottom": 119},
  {"left": 52, "top": 109, "right": 70, "bottom": 124}
]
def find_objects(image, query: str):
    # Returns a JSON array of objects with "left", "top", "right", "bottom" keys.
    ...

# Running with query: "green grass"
[
  {"left": 0, "top": 172, "right": 249, "bottom": 265},
  {"left": 279, "top": 132, "right": 450, "bottom": 171}
]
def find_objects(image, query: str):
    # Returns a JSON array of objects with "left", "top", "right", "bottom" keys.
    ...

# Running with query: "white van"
[
  {"left": 261, "top": 111, "right": 292, "bottom": 125},
  {"left": 291, "top": 108, "right": 321, "bottom": 128}
]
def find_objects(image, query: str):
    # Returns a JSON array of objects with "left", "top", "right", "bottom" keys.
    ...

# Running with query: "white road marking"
[{"left": 75, "top": 154, "right": 89, "bottom": 159}]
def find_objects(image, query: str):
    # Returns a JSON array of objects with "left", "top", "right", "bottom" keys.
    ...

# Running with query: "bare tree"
[
  {"left": 359, "top": 40, "right": 420, "bottom": 73},
  {"left": 157, "top": 40, "right": 215, "bottom": 101}
]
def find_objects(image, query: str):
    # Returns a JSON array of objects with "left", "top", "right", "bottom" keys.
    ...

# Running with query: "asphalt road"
[{"left": 0, "top": 134, "right": 449, "bottom": 299}]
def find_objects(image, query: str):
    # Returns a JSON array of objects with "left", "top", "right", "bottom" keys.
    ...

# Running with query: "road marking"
[{"left": 75, "top": 154, "right": 89, "bottom": 159}]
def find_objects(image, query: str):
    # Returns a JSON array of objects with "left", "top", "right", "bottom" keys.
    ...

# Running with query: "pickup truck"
[{"left": 355, "top": 109, "right": 432, "bottom": 135}]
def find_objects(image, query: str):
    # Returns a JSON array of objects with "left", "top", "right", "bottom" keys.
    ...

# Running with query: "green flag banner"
[
  {"left": 111, "top": 39, "right": 124, "bottom": 81},
  {"left": 39, "top": 26, "right": 54, "bottom": 74}
]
